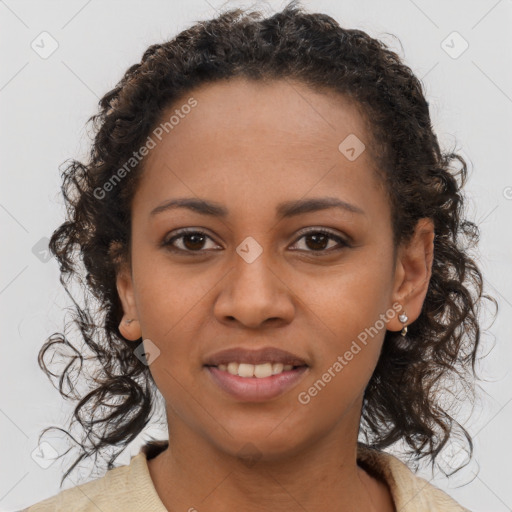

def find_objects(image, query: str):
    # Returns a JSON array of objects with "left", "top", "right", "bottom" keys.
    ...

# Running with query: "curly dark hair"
[{"left": 38, "top": 0, "right": 497, "bottom": 486}]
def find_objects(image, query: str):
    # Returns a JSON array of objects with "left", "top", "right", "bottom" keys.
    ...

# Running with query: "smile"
[
  {"left": 205, "top": 364, "right": 309, "bottom": 402},
  {"left": 214, "top": 361, "right": 300, "bottom": 378}
]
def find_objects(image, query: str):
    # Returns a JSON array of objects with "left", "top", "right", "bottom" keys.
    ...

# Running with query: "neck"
[{"left": 146, "top": 409, "right": 394, "bottom": 512}]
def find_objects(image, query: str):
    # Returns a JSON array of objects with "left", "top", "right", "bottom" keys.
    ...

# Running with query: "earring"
[
  {"left": 125, "top": 318, "right": 136, "bottom": 325},
  {"left": 398, "top": 311, "right": 408, "bottom": 336}
]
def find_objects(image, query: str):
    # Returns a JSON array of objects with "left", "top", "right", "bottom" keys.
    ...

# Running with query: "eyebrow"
[{"left": 150, "top": 196, "right": 365, "bottom": 219}]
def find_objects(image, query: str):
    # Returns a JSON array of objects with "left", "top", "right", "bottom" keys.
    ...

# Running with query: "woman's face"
[{"left": 117, "top": 77, "right": 433, "bottom": 460}]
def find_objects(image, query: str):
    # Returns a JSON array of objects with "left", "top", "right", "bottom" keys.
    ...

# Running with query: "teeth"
[
  {"left": 216, "top": 362, "right": 296, "bottom": 378},
  {"left": 272, "top": 363, "right": 284, "bottom": 375},
  {"left": 239, "top": 363, "right": 256, "bottom": 378}
]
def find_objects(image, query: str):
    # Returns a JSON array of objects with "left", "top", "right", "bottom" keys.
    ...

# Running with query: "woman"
[{"left": 25, "top": 2, "right": 494, "bottom": 511}]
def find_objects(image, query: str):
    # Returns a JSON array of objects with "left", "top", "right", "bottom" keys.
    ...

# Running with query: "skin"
[{"left": 116, "top": 76, "right": 434, "bottom": 512}]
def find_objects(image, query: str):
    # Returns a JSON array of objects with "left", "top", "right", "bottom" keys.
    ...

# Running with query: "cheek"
[
  {"left": 131, "top": 248, "right": 212, "bottom": 338},
  {"left": 300, "top": 263, "right": 390, "bottom": 394},
  {"left": 130, "top": 258, "right": 219, "bottom": 398},
  {"left": 302, "top": 258, "right": 391, "bottom": 335},
  {"left": 297, "top": 309, "right": 386, "bottom": 423}
]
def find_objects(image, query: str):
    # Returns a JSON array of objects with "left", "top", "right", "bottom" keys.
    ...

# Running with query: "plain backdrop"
[{"left": 1, "top": 1, "right": 511, "bottom": 511}]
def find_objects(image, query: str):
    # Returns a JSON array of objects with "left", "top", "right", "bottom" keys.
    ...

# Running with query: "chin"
[{"left": 205, "top": 424, "right": 313, "bottom": 464}]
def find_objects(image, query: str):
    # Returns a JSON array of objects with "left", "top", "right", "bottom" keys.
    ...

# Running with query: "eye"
[
  {"left": 290, "top": 228, "right": 349, "bottom": 254},
  {"left": 162, "top": 229, "right": 221, "bottom": 254},
  {"left": 162, "top": 227, "right": 349, "bottom": 255}
]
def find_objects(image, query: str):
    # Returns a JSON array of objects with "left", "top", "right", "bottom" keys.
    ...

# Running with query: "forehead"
[
  {"left": 134, "top": 77, "right": 387, "bottom": 218},
  {"left": 154, "top": 77, "right": 372, "bottom": 156}
]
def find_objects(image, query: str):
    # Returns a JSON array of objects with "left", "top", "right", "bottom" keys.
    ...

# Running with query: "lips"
[
  {"left": 206, "top": 365, "right": 309, "bottom": 401},
  {"left": 203, "top": 346, "right": 309, "bottom": 367}
]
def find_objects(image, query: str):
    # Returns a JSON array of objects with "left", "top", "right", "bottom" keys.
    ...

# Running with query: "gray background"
[{"left": 1, "top": 0, "right": 511, "bottom": 510}]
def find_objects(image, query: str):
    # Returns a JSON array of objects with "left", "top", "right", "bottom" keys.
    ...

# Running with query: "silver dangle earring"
[{"left": 398, "top": 311, "right": 408, "bottom": 336}]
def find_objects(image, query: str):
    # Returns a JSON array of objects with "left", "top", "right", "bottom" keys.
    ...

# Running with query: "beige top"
[{"left": 23, "top": 443, "right": 471, "bottom": 511}]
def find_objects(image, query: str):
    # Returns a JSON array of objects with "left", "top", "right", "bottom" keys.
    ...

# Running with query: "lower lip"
[{"left": 205, "top": 366, "right": 309, "bottom": 402}]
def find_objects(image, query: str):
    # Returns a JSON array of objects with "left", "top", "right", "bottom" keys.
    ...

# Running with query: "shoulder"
[
  {"left": 22, "top": 445, "right": 168, "bottom": 512},
  {"left": 356, "top": 443, "right": 472, "bottom": 512}
]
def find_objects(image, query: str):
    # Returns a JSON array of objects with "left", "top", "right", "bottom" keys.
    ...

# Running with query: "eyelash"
[{"left": 162, "top": 227, "right": 349, "bottom": 256}]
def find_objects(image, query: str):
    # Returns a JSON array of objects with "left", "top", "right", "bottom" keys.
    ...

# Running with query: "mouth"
[
  {"left": 203, "top": 346, "right": 309, "bottom": 401},
  {"left": 204, "top": 361, "right": 307, "bottom": 378},
  {"left": 204, "top": 365, "right": 309, "bottom": 402},
  {"left": 203, "top": 346, "right": 309, "bottom": 369}
]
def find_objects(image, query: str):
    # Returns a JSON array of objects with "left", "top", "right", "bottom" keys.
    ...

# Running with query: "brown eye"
[
  {"left": 161, "top": 227, "right": 348, "bottom": 256},
  {"left": 163, "top": 229, "right": 221, "bottom": 253},
  {"left": 291, "top": 229, "right": 349, "bottom": 254}
]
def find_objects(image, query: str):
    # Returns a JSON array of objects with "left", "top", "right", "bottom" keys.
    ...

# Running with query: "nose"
[{"left": 213, "top": 246, "right": 295, "bottom": 329}]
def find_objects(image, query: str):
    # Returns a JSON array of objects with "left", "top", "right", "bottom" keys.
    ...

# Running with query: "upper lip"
[{"left": 203, "top": 346, "right": 309, "bottom": 367}]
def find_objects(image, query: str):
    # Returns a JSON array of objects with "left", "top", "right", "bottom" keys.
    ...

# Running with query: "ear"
[
  {"left": 387, "top": 217, "right": 435, "bottom": 333},
  {"left": 116, "top": 260, "right": 142, "bottom": 341}
]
